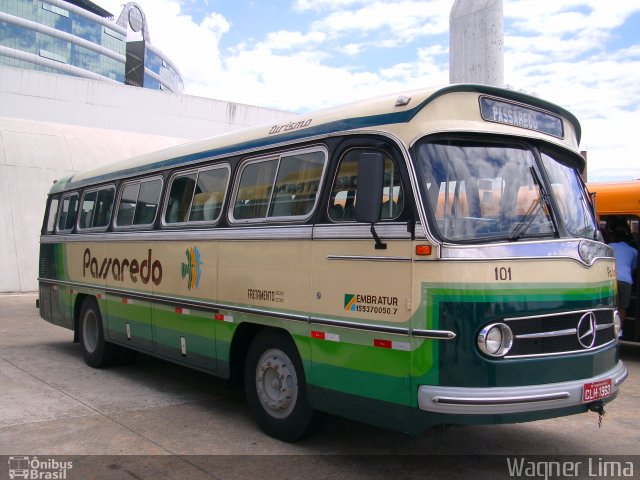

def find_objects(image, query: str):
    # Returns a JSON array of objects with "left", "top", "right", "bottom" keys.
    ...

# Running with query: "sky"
[{"left": 98, "top": 0, "right": 640, "bottom": 182}]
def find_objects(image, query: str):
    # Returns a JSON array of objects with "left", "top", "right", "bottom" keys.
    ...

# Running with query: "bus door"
[
  {"left": 601, "top": 213, "right": 640, "bottom": 342},
  {"left": 310, "top": 145, "right": 415, "bottom": 426},
  {"left": 47, "top": 193, "right": 78, "bottom": 329}
]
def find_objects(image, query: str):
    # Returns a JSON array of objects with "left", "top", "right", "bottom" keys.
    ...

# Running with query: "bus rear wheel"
[
  {"left": 244, "top": 330, "right": 323, "bottom": 442},
  {"left": 79, "top": 297, "right": 118, "bottom": 368}
]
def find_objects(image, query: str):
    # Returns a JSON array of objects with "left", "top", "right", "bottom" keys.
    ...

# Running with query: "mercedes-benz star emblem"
[{"left": 577, "top": 311, "right": 597, "bottom": 349}]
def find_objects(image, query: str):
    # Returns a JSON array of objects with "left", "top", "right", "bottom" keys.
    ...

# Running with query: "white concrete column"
[{"left": 450, "top": 0, "right": 504, "bottom": 86}]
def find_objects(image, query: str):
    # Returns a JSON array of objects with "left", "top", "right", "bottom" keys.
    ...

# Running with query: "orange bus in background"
[{"left": 588, "top": 180, "right": 640, "bottom": 342}]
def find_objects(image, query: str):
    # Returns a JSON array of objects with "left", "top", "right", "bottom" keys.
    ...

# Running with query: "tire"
[
  {"left": 244, "top": 329, "right": 323, "bottom": 442},
  {"left": 79, "top": 297, "right": 118, "bottom": 368}
]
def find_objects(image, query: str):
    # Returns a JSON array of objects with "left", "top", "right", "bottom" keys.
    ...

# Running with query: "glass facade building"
[{"left": 0, "top": 0, "right": 183, "bottom": 92}]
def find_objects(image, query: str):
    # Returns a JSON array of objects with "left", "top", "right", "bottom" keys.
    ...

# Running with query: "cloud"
[
  {"left": 261, "top": 30, "right": 327, "bottom": 51},
  {"left": 293, "top": 0, "right": 367, "bottom": 12},
  {"left": 502, "top": 1, "right": 640, "bottom": 180},
  {"left": 309, "top": 1, "right": 451, "bottom": 43},
  {"left": 97, "top": 1, "right": 639, "bottom": 180}
]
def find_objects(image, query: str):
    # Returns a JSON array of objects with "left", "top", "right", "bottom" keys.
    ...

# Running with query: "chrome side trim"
[
  {"left": 313, "top": 223, "right": 411, "bottom": 240},
  {"left": 310, "top": 318, "right": 456, "bottom": 340},
  {"left": 418, "top": 361, "right": 627, "bottom": 415},
  {"left": 327, "top": 255, "right": 412, "bottom": 262},
  {"left": 38, "top": 278, "right": 309, "bottom": 323},
  {"left": 41, "top": 278, "right": 459, "bottom": 340},
  {"left": 439, "top": 239, "right": 614, "bottom": 265},
  {"left": 40, "top": 225, "right": 315, "bottom": 243},
  {"left": 412, "top": 329, "right": 456, "bottom": 340},
  {"left": 310, "top": 317, "right": 409, "bottom": 336}
]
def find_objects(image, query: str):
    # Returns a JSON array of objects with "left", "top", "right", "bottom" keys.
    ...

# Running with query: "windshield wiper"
[{"left": 510, "top": 166, "right": 553, "bottom": 241}]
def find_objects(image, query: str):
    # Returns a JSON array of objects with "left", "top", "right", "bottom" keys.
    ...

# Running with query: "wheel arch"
[
  {"left": 227, "top": 323, "right": 298, "bottom": 388},
  {"left": 72, "top": 293, "right": 92, "bottom": 343}
]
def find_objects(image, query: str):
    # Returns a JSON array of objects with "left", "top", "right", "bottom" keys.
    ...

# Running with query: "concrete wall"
[
  {"left": 449, "top": 0, "right": 504, "bottom": 86},
  {"left": 0, "top": 67, "right": 293, "bottom": 292},
  {"left": 0, "top": 117, "right": 189, "bottom": 292},
  {"left": 0, "top": 67, "right": 290, "bottom": 138}
]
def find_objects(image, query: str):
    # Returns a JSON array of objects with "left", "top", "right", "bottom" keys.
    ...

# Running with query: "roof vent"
[{"left": 395, "top": 96, "right": 411, "bottom": 107}]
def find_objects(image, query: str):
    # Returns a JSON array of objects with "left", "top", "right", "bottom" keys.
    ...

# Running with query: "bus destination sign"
[{"left": 479, "top": 96, "right": 564, "bottom": 138}]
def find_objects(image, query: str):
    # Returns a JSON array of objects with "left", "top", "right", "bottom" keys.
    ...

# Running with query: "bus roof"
[
  {"left": 49, "top": 84, "right": 582, "bottom": 195},
  {"left": 588, "top": 180, "right": 640, "bottom": 217}
]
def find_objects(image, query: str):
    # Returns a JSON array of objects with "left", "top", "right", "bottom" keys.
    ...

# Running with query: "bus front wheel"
[
  {"left": 79, "top": 298, "right": 117, "bottom": 368},
  {"left": 244, "top": 330, "right": 323, "bottom": 442}
]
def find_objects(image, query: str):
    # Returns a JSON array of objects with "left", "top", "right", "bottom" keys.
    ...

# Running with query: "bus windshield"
[
  {"left": 414, "top": 139, "right": 561, "bottom": 243},
  {"left": 541, "top": 150, "right": 597, "bottom": 240}
]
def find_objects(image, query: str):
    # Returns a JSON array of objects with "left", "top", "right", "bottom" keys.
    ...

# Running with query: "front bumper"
[{"left": 418, "top": 361, "right": 627, "bottom": 415}]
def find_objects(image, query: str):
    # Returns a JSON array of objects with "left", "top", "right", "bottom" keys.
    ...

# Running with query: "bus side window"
[
  {"left": 78, "top": 186, "right": 115, "bottom": 231},
  {"left": 134, "top": 179, "right": 162, "bottom": 225},
  {"left": 165, "top": 174, "right": 197, "bottom": 224},
  {"left": 270, "top": 151, "right": 325, "bottom": 219},
  {"left": 45, "top": 197, "right": 59, "bottom": 233},
  {"left": 233, "top": 159, "right": 278, "bottom": 221},
  {"left": 57, "top": 193, "right": 79, "bottom": 232},
  {"left": 231, "top": 149, "right": 326, "bottom": 223},
  {"left": 117, "top": 183, "right": 140, "bottom": 226},
  {"left": 328, "top": 149, "right": 404, "bottom": 222},
  {"left": 187, "top": 166, "right": 229, "bottom": 223},
  {"left": 116, "top": 177, "right": 163, "bottom": 228}
]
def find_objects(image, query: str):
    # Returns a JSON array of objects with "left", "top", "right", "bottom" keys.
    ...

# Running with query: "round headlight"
[
  {"left": 478, "top": 323, "right": 513, "bottom": 357},
  {"left": 613, "top": 310, "right": 622, "bottom": 338}
]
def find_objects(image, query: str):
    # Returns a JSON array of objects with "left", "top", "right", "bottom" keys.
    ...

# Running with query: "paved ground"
[{"left": 0, "top": 293, "right": 638, "bottom": 479}]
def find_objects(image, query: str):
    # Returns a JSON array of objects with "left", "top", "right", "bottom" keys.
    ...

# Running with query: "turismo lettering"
[
  {"left": 268, "top": 119, "right": 312, "bottom": 135},
  {"left": 83, "top": 248, "right": 163, "bottom": 285}
]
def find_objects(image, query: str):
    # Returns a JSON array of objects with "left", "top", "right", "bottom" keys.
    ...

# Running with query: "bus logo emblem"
[
  {"left": 181, "top": 246, "right": 203, "bottom": 290},
  {"left": 577, "top": 311, "right": 597, "bottom": 349},
  {"left": 344, "top": 294, "right": 357, "bottom": 311}
]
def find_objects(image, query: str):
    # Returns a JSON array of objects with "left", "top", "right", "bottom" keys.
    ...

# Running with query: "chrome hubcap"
[
  {"left": 255, "top": 348, "right": 298, "bottom": 418},
  {"left": 82, "top": 310, "right": 98, "bottom": 354}
]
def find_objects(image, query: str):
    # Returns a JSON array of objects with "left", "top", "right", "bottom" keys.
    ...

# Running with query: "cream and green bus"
[{"left": 38, "top": 84, "right": 627, "bottom": 441}]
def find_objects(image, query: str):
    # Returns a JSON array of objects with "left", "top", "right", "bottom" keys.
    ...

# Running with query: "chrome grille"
[{"left": 503, "top": 309, "right": 616, "bottom": 358}]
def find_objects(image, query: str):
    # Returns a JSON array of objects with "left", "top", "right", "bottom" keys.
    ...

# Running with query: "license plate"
[{"left": 582, "top": 379, "right": 612, "bottom": 403}]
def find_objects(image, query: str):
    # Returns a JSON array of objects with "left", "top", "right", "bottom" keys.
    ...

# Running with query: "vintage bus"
[
  {"left": 38, "top": 84, "right": 627, "bottom": 441},
  {"left": 588, "top": 180, "right": 640, "bottom": 342}
]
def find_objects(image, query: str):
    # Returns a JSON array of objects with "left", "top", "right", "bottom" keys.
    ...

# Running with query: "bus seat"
[
  {"left": 202, "top": 195, "right": 220, "bottom": 221},
  {"left": 270, "top": 195, "right": 293, "bottom": 217},
  {"left": 166, "top": 199, "right": 180, "bottom": 223},
  {"left": 381, "top": 200, "right": 397, "bottom": 219},
  {"left": 136, "top": 205, "right": 155, "bottom": 224},
  {"left": 292, "top": 194, "right": 316, "bottom": 216},
  {"left": 329, "top": 204, "right": 344, "bottom": 220}
]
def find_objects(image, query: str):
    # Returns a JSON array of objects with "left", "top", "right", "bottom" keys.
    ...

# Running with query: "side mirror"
[
  {"left": 355, "top": 152, "right": 384, "bottom": 224},
  {"left": 355, "top": 152, "right": 387, "bottom": 249}
]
